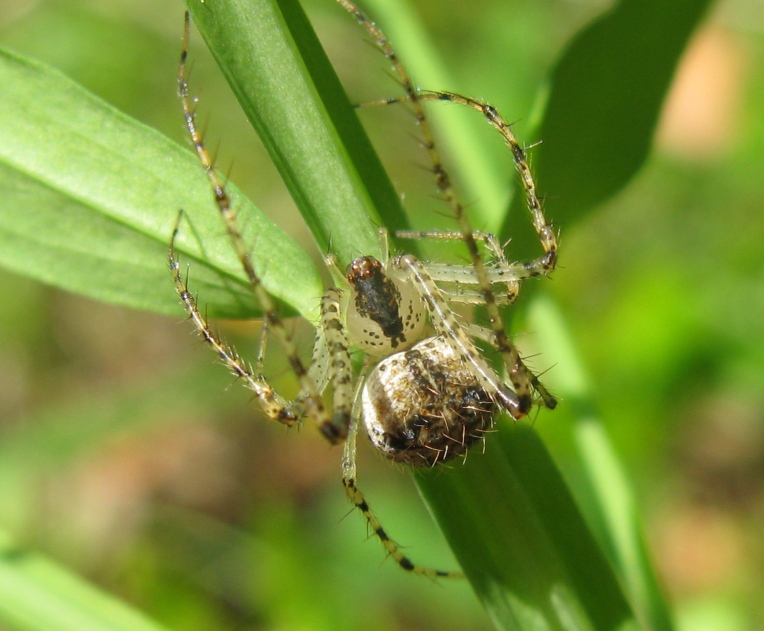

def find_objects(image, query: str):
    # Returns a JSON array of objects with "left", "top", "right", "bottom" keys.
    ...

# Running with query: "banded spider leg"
[{"left": 340, "top": 0, "right": 558, "bottom": 411}]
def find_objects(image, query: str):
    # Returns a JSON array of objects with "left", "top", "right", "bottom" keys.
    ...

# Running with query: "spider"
[{"left": 168, "top": 0, "right": 558, "bottom": 579}]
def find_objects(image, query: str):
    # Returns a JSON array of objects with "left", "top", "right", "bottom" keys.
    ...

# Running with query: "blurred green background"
[{"left": 0, "top": 0, "right": 763, "bottom": 629}]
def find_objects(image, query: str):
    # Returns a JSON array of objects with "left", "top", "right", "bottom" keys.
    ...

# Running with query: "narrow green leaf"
[
  {"left": 529, "top": 295, "right": 675, "bottom": 631},
  {"left": 523, "top": 0, "right": 714, "bottom": 229},
  {"left": 417, "top": 426, "right": 640, "bottom": 631},
  {"left": 0, "top": 47, "right": 322, "bottom": 320},
  {"left": 186, "top": 0, "right": 409, "bottom": 267},
  {"left": 0, "top": 531, "right": 169, "bottom": 631}
]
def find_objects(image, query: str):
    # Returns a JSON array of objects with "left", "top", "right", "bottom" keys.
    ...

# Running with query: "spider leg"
[
  {"left": 363, "top": 91, "right": 559, "bottom": 280},
  {"left": 396, "top": 230, "right": 521, "bottom": 305},
  {"left": 177, "top": 12, "right": 345, "bottom": 443},
  {"left": 397, "top": 229, "right": 553, "bottom": 284},
  {"left": 419, "top": 90, "right": 558, "bottom": 276},
  {"left": 320, "top": 288, "right": 354, "bottom": 437},
  {"left": 338, "top": 0, "right": 549, "bottom": 415},
  {"left": 169, "top": 216, "right": 299, "bottom": 426},
  {"left": 393, "top": 230, "right": 557, "bottom": 409},
  {"left": 341, "top": 415, "right": 464, "bottom": 579},
  {"left": 394, "top": 254, "right": 528, "bottom": 418},
  {"left": 396, "top": 230, "right": 509, "bottom": 263}
]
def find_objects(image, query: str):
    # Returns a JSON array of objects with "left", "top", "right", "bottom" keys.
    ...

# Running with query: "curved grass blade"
[{"left": 529, "top": 295, "right": 675, "bottom": 631}]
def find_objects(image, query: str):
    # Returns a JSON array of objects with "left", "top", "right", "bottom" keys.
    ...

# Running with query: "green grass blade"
[
  {"left": 529, "top": 296, "right": 675, "bottom": 631},
  {"left": 417, "top": 427, "right": 640, "bottom": 631},
  {"left": 0, "top": 47, "right": 321, "bottom": 320},
  {"left": 522, "top": 1, "right": 713, "bottom": 627},
  {"left": 0, "top": 531, "right": 169, "bottom": 631},
  {"left": 185, "top": 0, "right": 409, "bottom": 267}
]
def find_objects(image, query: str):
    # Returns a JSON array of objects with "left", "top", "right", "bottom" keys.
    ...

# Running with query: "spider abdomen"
[{"left": 362, "top": 336, "right": 495, "bottom": 466}]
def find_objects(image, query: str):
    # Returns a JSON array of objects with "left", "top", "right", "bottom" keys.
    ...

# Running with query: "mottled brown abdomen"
[{"left": 362, "top": 336, "right": 495, "bottom": 466}]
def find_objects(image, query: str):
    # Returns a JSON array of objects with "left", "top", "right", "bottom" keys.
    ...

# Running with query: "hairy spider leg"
[
  {"left": 408, "top": 90, "right": 559, "bottom": 410},
  {"left": 393, "top": 255, "right": 522, "bottom": 414},
  {"left": 396, "top": 230, "right": 521, "bottom": 306},
  {"left": 337, "top": 0, "right": 557, "bottom": 413},
  {"left": 176, "top": 12, "right": 350, "bottom": 443},
  {"left": 342, "top": 414, "right": 466, "bottom": 579},
  {"left": 169, "top": 213, "right": 298, "bottom": 427},
  {"left": 170, "top": 211, "right": 361, "bottom": 435}
]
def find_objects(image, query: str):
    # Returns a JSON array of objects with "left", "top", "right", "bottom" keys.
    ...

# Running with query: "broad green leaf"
[{"left": 0, "top": 47, "right": 322, "bottom": 321}]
